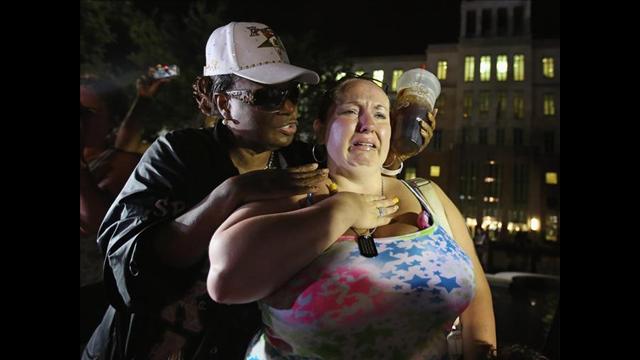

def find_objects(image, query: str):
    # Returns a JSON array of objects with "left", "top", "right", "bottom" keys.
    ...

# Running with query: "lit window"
[
  {"left": 430, "top": 166, "right": 441, "bottom": 177},
  {"left": 372, "top": 70, "right": 384, "bottom": 86},
  {"left": 544, "top": 94, "right": 556, "bottom": 116},
  {"left": 335, "top": 72, "right": 346, "bottom": 81},
  {"left": 542, "top": 57, "right": 555, "bottom": 79},
  {"left": 480, "top": 56, "right": 491, "bottom": 81},
  {"left": 513, "top": 54, "right": 525, "bottom": 81},
  {"left": 355, "top": 70, "right": 365, "bottom": 77},
  {"left": 496, "top": 55, "right": 508, "bottom": 81},
  {"left": 463, "top": 92, "right": 473, "bottom": 119},
  {"left": 437, "top": 60, "right": 448, "bottom": 80},
  {"left": 391, "top": 69, "right": 403, "bottom": 91},
  {"left": 545, "top": 215, "right": 559, "bottom": 241},
  {"left": 404, "top": 166, "right": 416, "bottom": 180},
  {"left": 464, "top": 56, "right": 475, "bottom": 82},
  {"left": 545, "top": 172, "right": 558, "bottom": 185},
  {"left": 479, "top": 91, "right": 490, "bottom": 113},
  {"left": 513, "top": 93, "right": 524, "bottom": 119},
  {"left": 496, "top": 91, "right": 507, "bottom": 119}
]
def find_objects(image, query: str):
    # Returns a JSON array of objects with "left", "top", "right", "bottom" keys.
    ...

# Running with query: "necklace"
[
  {"left": 266, "top": 151, "right": 277, "bottom": 169},
  {"left": 351, "top": 178, "right": 383, "bottom": 258}
]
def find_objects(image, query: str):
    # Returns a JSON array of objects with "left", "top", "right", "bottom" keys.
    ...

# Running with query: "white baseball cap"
[{"left": 203, "top": 22, "right": 319, "bottom": 85}]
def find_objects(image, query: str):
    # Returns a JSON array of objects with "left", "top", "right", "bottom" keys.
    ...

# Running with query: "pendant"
[{"left": 357, "top": 234, "right": 378, "bottom": 258}]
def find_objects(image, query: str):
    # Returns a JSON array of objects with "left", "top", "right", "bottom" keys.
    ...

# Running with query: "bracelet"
[{"left": 381, "top": 161, "right": 403, "bottom": 176}]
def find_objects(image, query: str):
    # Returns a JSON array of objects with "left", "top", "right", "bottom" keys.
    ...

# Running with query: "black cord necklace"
[{"left": 351, "top": 179, "right": 383, "bottom": 258}]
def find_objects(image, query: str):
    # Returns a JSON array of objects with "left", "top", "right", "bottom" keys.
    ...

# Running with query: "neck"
[
  {"left": 229, "top": 146, "right": 273, "bottom": 173},
  {"left": 329, "top": 167, "right": 383, "bottom": 195}
]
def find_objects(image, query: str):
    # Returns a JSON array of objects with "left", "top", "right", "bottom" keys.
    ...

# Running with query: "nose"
[
  {"left": 280, "top": 98, "right": 297, "bottom": 114},
  {"left": 356, "top": 111, "right": 376, "bottom": 133}
]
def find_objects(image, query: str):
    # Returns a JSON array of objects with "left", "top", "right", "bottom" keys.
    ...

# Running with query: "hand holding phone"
[{"left": 150, "top": 64, "right": 180, "bottom": 79}]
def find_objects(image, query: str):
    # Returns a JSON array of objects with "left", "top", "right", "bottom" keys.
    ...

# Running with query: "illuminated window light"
[{"left": 372, "top": 70, "right": 384, "bottom": 86}]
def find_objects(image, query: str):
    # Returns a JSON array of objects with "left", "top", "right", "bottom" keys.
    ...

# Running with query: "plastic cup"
[{"left": 391, "top": 68, "right": 441, "bottom": 157}]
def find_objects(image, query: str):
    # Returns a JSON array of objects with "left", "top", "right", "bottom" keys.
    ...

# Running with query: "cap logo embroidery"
[{"left": 246, "top": 26, "right": 285, "bottom": 60}]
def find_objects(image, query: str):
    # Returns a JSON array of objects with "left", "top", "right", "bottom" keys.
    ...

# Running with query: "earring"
[
  {"left": 221, "top": 119, "right": 228, "bottom": 126},
  {"left": 312, "top": 144, "right": 326, "bottom": 163}
]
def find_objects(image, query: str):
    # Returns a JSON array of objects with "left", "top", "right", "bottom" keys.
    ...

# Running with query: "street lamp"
[
  {"left": 528, "top": 217, "right": 541, "bottom": 272},
  {"left": 529, "top": 217, "right": 541, "bottom": 232}
]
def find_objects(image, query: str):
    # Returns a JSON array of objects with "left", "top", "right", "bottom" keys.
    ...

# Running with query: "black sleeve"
[
  {"left": 97, "top": 128, "right": 229, "bottom": 310},
  {"left": 280, "top": 140, "right": 316, "bottom": 167}
]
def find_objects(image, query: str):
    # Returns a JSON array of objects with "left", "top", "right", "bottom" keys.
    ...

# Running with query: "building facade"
[{"left": 351, "top": 0, "right": 560, "bottom": 243}]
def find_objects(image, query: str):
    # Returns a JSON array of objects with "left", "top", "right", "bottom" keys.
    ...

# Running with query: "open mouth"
[
  {"left": 277, "top": 122, "right": 297, "bottom": 136},
  {"left": 350, "top": 142, "right": 377, "bottom": 151}
]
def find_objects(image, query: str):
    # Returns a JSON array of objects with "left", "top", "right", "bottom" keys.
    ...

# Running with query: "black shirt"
[{"left": 83, "top": 122, "right": 313, "bottom": 360}]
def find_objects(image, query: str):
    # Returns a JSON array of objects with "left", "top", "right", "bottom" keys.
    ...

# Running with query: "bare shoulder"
[
  {"left": 427, "top": 180, "right": 455, "bottom": 208},
  {"left": 385, "top": 178, "right": 422, "bottom": 214}
]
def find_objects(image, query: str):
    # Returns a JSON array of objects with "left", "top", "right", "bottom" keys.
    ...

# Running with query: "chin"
[{"left": 269, "top": 134, "right": 295, "bottom": 148}]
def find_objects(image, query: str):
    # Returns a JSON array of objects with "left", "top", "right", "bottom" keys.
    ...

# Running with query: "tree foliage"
[{"left": 80, "top": 0, "right": 351, "bottom": 143}]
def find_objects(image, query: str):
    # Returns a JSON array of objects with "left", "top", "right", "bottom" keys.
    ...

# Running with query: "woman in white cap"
[
  {"left": 82, "top": 22, "right": 431, "bottom": 360},
  {"left": 208, "top": 76, "right": 496, "bottom": 359}
]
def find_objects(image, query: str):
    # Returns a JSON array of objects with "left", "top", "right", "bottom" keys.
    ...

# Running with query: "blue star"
[
  {"left": 423, "top": 242, "right": 439, "bottom": 253},
  {"left": 384, "top": 242, "right": 402, "bottom": 253},
  {"left": 436, "top": 275, "right": 461, "bottom": 293},
  {"left": 410, "top": 260, "right": 421, "bottom": 266},
  {"left": 395, "top": 262, "right": 411, "bottom": 271},
  {"left": 404, "top": 274, "right": 431, "bottom": 290},
  {"left": 375, "top": 250, "right": 400, "bottom": 264},
  {"left": 405, "top": 245, "right": 424, "bottom": 257},
  {"left": 380, "top": 271, "right": 395, "bottom": 279}
]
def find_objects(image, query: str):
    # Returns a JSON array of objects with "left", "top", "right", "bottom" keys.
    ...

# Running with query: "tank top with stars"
[{"left": 246, "top": 184, "right": 476, "bottom": 360}]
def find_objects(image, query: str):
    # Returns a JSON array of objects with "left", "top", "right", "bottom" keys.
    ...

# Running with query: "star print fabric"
[{"left": 246, "top": 223, "right": 476, "bottom": 359}]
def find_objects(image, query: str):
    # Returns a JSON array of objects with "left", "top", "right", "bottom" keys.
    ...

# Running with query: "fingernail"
[{"left": 328, "top": 182, "right": 338, "bottom": 193}]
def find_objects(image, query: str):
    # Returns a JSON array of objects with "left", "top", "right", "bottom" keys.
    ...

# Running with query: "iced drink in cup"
[{"left": 391, "top": 68, "right": 441, "bottom": 158}]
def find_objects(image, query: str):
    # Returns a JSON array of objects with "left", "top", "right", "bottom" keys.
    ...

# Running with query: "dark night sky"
[
  {"left": 140, "top": 0, "right": 559, "bottom": 57},
  {"left": 222, "top": 0, "right": 464, "bottom": 56}
]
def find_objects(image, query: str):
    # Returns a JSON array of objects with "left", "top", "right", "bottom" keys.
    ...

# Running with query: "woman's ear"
[
  {"left": 193, "top": 76, "right": 218, "bottom": 117},
  {"left": 213, "top": 93, "right": 231, "bottom": 119},
  {"left": 313, "top": 118, "right": 325, "bottom": 144}
]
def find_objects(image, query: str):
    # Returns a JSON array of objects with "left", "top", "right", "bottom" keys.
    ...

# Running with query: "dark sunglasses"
[{"left": 225, "top": 83, "right": 300, "bottom": 112}]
